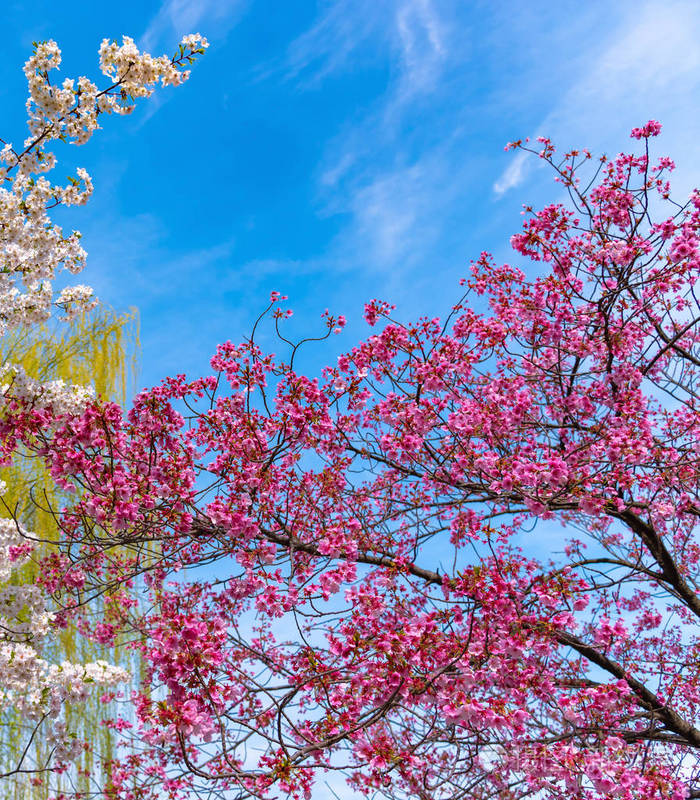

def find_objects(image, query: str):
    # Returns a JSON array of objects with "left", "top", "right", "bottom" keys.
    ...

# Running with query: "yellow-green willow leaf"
[{"left": 0, "top": 307, "right": 140, "bottom": 800}]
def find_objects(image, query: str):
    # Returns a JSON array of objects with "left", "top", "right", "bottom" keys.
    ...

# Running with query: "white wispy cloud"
[
  {"left": 282, "top": 0, "right": 386, "bottom": 85},
  {"left": 279, "top": 0, "right": 449, "bottom": 101},
  {"left": 395, "top": 0, "right": 447, "bottom": 98},
  {"left": 492, "top": 0, "right": 700, "bottom": 195},
  {"left": 338, "top": 155, "right": 455, "bottom": 270},
  {"left": 349, "top": 164, "right": 433, "bottom": 267},
  {"left": 273, "top": 0, "right": 459, "bottom": 278},
  {"left": 492, "top": 150, "right": 528, "bottom": 196},
  {"left": 140, "top": 0, "right": 244, "bottom": 51}
]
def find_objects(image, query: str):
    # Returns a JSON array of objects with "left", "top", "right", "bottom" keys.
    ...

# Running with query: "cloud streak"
[
  {"left": 140, "top": 0, "right": 243, "bottom": 51},
  {"left": 271, "top": 0, "right": 464, "bottom": 280},
  {"left": 492, "top": 0, "right": 700, "bottom": 195},
  {"left": 493, "top": 150, "right": 528, "bottom": 196},
  {"left": 278, "top": 0, "right": 449, "bottom": 101},
  {"left": 395, "top": 0, "right": 447, "bottom": 98}
]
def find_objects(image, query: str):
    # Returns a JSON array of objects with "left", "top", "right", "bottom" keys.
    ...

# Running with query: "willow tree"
[{"left": 0, "top": 307, "right": 139, "bottom": 800}]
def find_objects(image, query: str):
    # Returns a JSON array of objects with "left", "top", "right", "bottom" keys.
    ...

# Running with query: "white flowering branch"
[{"left": 0, "top": 32, "right": 206, "bottom": 781}]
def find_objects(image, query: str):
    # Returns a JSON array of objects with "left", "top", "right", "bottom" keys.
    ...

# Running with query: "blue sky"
[{"left": 3, "top": 0, "right": 700, "bottom": 391}]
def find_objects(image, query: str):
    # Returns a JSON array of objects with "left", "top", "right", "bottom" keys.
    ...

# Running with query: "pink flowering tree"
[{"left": 20, "top": 121, "right": 700, "bottom": 799}]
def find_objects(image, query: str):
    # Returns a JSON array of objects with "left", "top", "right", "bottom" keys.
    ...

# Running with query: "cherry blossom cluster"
[
  {"left": 0, "top": 363, "right": 96, "bottom": 417},
  {"left": 0, "top": 518, "right": 128, "bottom": 741},
  {"left": 0, "top": 33, "right": 207, "bottom": 334}
]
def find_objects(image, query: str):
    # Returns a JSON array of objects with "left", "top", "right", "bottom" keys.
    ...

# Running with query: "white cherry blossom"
[{"left": 0, "top": 31, "right": 206, "bottom": 778}]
